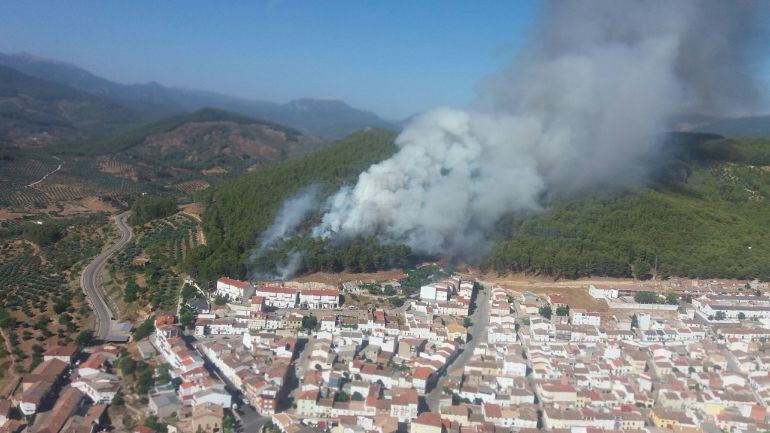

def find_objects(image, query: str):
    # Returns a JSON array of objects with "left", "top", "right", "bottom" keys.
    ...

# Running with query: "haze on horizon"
[{"left": 0, "top": 1, "right": 546, "bottom": 120}]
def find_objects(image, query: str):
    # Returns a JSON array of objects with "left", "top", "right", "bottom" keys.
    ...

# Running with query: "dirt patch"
[
  {"left": 59, "top": 196, "right": 117, "bottom": 216},
  {"left": 180, "top": 203, "right": 202, "bottom": 221},
  {"left": 0, "top": 208, "right": 26, "bottom": 221},
  {"left": 202, "top": 166, "right": 228, "bottom": 175},
  {"left": 463, "top": 272, "right": 635, "bottom": 311},
  {"left": 292, "top": 269, "right": 406, "bottom": 286}
]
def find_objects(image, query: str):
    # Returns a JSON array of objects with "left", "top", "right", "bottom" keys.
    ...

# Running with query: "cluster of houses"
[
  {"left": 5, "top": 345, "right": 113, "bottom": 433},
  {"left": 150, "top": 321, "right": 232, "bottom": 411},
  {"left": 199, "top": 332, "right": 296, "bottom": 415},
  {"left": 215, "top": 277, "right": 341, "bottom": 310},
  {"left": 494, "top": 288, "right": 770, "bottom": 431}
]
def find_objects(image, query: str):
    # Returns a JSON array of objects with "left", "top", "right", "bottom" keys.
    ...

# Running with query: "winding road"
[{"left": 80, "top": 211, "right": 132, "bottom": 340}]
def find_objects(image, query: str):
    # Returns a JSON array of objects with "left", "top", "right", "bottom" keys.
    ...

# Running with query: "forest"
[
  {"left": 190, "top": 131, "right": 770, "bottom": 282},
  {"left": 186, "top": 129, "right": 399, "bottom": 280}
]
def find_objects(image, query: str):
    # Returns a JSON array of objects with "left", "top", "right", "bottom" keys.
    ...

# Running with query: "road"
[
  {"left": 80, "top": 211, "right": 133, "bottom": 340},
  {"left": 426, "top": 284, "right": 492, "bottom": 411},
  {"left": 26, "top": 156, "right": 63, "bottom": 187}
]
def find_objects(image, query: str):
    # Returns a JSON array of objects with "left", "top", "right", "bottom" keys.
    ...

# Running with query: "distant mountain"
[
  {"left": 0, "top": 52, "right": 394, "bottom": 138},
  {"left": 672, "top": 114, "right": 770, "bottom": 138},
  {"left": 0, "top": 64, "right": 140, "bottom": 146}
]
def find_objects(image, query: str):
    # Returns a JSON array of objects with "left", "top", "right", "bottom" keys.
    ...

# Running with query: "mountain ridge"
[{"left": 0, "top": 51, "right": 395, "bottom": 138}]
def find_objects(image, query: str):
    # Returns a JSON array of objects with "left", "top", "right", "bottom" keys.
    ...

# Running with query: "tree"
[
  {"left": 352, "top": 392, "right": 364, "bottom": 401},
  {"left": 179, "top": 307, "right": 196, "bottom": 329},
  {"left": 112, "top": 390, "right": 125, "bottom": 406},
  {"left": 76, "top": 330, "right": 94, "bottom": 347},
  {"left": 631, "top": 315, "right": 639, "bottom": 329},
  {"left": 665, "top": 293, "right": 678, "bottom": 305},
  {"left": 714, "top": 311, "right": 727, "bottom": 321},
  {"left": 214, "top": 295, "right": 228, "bottom": 305},
  {"left": 223, "top": 414, "right": 234, "bottom": 433},
  {"left": 634, "top": 292, "right": 661, "bottom": 304},
  {"left": 129, "top": 195, "right": 177, "bottom": 226},
  {"left": 538, "top": 306, "right": 552, "bottom": 319},
  {"left": 119, "top": 356, "right": 137, "bottom": 376},
  {"left": 133, "top": 316, "right": 155, "bottom": 341},
  {"left": 301, "top": 315, "right": 318, "bottom": 331},
  {"left": 0, "top": 307, "right": 15, "bottom": 329},
  {"left": 738, "top": 312, "right": 746, "bottom": 320},
  {"left": 335, "top": 391, "right": 350, "bottom": 402},
  {"left": 136, "top": 368, "right": 154, "bottom": 395},
  {"left": 156, "top": 363, "right": 172, "bottom": 385},
  {"left": 555, "top": 305, "right": 570, "bottom": 316}
]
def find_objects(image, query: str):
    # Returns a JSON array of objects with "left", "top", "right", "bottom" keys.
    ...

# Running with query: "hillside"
[
  {"left": 193, "top": 132, "right": 770, "bottom": 282},
  {"left": 0, "top": 52, "right": 394, "bottom": 138},
  {"left": 0, "top": 109, "right": 322, "bottom": 213},
  {"left": 0, "top": 65, "right": 140, "bottom": 146},
  {"left": 188, "top": 129, "right": 399, "bottom": 279}
]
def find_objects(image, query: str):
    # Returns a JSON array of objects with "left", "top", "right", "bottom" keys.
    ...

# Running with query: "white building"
[
  {"left": 570, "top": 310, "right": 602, "bottom": 327},
  {"left": 420, "top": 282, "right": 453, "bottom": 302},
  {"left": 254, "top": 285, "right": 298, "bottom": 309},
  {"left": 299, "top": 289, "right": 341, "bottom": 309},
  {"left": 216, "top": 277, "right": 255, "bottom": 302},
  {"left": 588, "top": 285, "right": 618, "bottom": 300}
]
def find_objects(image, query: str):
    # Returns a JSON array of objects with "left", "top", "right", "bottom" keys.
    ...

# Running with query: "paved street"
[
  {"left": 80, "top": 211, "right": 132, "bottom": 340},
  {"left": 426, "top": 284, "right": 492, "bottom": 411}
]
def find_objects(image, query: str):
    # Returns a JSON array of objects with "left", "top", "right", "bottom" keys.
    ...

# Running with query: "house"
[
  {"left": 254, "top": 285, "right": 298, "bottom": 308},
  {"left": 42, "top": 345, "right": 78, "bottom": 364},
  {"left": 192, "top": 403, "right": 224, "bottom": 433},
  {"left": 149, "top": 391, "right": 181, "bottom": 419},
  {"left": 299, "top": 289, "right": 341, "bottom": 309},
  {"left": 30, "top": 387, "right": 83, "bottom": 433},
  {"left": 216, "top": 277, "right": 255, "bottom": 302},
  {"left": 390, "top": 388, "right": 419, "bottom": 422},
  {"left": 410, "top": 412, "right": 443, "bottom": 433},
  {"left": 186, "top": 298, "right": 211, "bottom": 314},
  {"left": 132, "top": 256, "right": 151, "bottom": 267}
]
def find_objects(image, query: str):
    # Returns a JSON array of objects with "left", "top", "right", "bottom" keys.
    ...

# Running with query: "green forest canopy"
[
  {"left": 190, "top": 131, "right": 770, "bottom": 282},
  {"left": 186, "top": 129, "right": 399, "bottom": 279}
]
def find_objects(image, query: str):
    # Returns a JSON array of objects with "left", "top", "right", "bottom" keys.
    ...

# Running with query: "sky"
[{"left": 0, "top": 1, "right": 539, "bottom": 120}]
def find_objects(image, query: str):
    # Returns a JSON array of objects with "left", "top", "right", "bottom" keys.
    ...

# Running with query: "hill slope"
[
  {"left": 0, "top": 52, "right": 394, "bottom": 138},
  {"left": 189, "top": 129, "right": 398, "bottom": 278},
  {"left": 0, "top": 109, "right": 323, "bottom": 212},
  {"left": 194, "top": 132, "right": 770, "bottom": 281},
  {"left": 0, "top": 64, "right": 140, "bottom": 146}
]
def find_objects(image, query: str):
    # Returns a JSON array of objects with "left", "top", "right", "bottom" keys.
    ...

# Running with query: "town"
[{"left": 5, "top": 271, "right": 770, "bottom": 433}]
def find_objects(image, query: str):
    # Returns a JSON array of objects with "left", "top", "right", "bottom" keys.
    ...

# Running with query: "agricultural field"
[
  {"left": 0, "top": 151, "right": 145, "bottom": 213},
  {"left": 107, "top": 212, "right": 201, "bottom": 318},
  {"left": 0, "top": 213, "right": 113, "bottom": 377}
]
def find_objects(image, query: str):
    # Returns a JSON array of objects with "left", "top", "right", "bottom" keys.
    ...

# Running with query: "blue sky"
[{"left": 0, "top": 1, "right": 538, "bottom": 119}]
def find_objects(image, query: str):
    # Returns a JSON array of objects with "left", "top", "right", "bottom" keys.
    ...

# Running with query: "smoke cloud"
[
  {"left": 255, "top": 184, "right": 322, "bottom": 254},
  {"left": 314, "top": 0, "right": 763, "bottom": 255},
  {"left": 250, "top": 185, "right": 320, "bottom": 280}
]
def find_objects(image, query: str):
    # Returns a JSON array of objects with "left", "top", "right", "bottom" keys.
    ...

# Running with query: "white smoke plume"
[
  {"left": 314, "top": 0, "right": 763, "bottom": 255},
  {"left": 255, "top": 184, "right": 322, "bottom": 254}
]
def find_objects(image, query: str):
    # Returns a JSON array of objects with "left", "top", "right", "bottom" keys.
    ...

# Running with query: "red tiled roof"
[
  {"left": 218, "top": 277, "right": 250, "bottom": 288},
  {"left": 258, "top": 285, "right": 297, "bottom": 294},
  {"left": 415, "top": 412, "right": 443, "bottom": 428}
]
